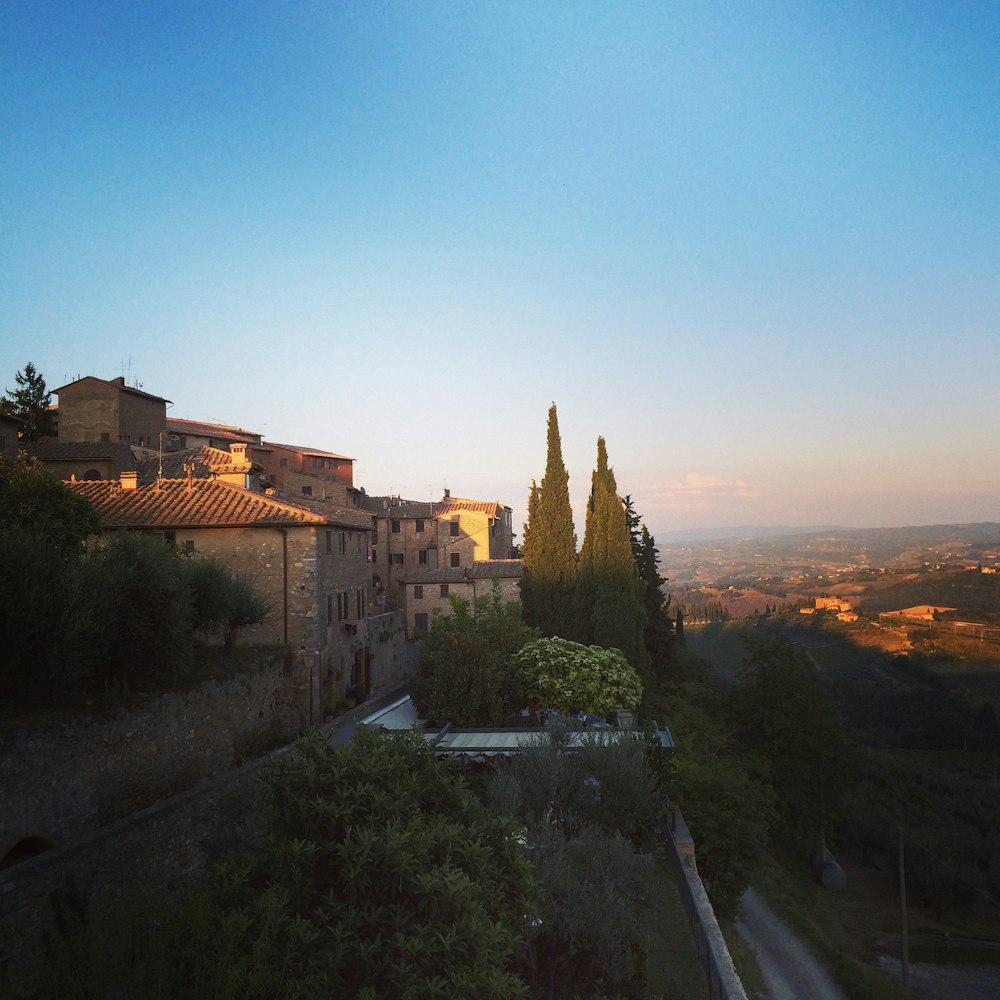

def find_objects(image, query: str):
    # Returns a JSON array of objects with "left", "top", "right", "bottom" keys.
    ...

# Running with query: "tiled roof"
[
  {"left": 167, "top": 417, "right": 262, "bottom": 444},
  {"left": 26, "top": 439, "right": 133, "bottom": 462},
  {"left": 353, "top": 494, "right": 509, "bottom": 519},
  {"left": 131, "top": 445, "right": 259, "bottom": 485},
  {"left": 466, "top": 560, "right": 524, "bottom": 579},
  {"left": 262, "top": 488, "right": 373, "bottom": 530},
  {"left": 265, "top": 441, "right": 354, "bottom": 461},
  {"left": 438, "top": 498, "right": 509, "bottom": 517},
  {"left": 65, "top": 478, "right": 336, "bottom": 529},
  {"left": 407, "top": 567, "right": 469, "bottom": 584}
]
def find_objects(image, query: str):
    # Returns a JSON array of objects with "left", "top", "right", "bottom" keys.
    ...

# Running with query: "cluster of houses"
[{"left": 4, "top": 373, "right": 523, "bottom": 718}]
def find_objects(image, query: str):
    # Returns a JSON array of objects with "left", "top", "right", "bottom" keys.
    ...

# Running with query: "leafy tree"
[
  {"left": 513, "top": 637, "right": 642, "bottom": 715},
  {"left": 0, "top": 361, "right": 56, "bottom": 440},
  {"left": 734, "top": 635, "right": 858, "bottom": 840},
  {"left": 0, "top": 525, "right": 103, "bottom": 704},
  {"left": 577, "top": 438, "right": 648, "bottom": 671},
  {"left": 88, "top": 532, "right": 197, "bottom": 687},
  {"left": 0, "top": 452, "right": 99, "bottom": 553},
  {"left": 623, "top": 494, "right": 675, "bottom": 672},
  {"left": 488, "top": 730, "right": 659, "bottom": 999},
  {"left": 40, "top": 730, "right": 540, "bottom": 999},
  {"left": 413, "top": 583, "right": 539, "bottom": 726},
  {"left": 645, "top": 678, "right": 777, "bottom": 917},
  {"left": 521, "top": 405, "right": 578, "bottom": 639}
]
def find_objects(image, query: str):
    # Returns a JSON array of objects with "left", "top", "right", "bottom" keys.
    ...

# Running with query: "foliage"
[
  {"left": 487, "top": 729, "right": 658, "bottom": 999},
  {"left": 623, "top": 495, "right": 675, "bottom": 673},
  {"left": 0, "top": 524, "right": 103, "bottom": 704},
  {"left": 88, "top": 532, "right": 197, "bottom": 686},
  {"left": 734, "top": 635, "right": 858, "bottom": 841},
  {"left": 0, "top": 452, "right": 99, "bottom": 552},
  {"left": 0, "top": 360, "right": 55, "bottom": 440},
  {"left": 645, "top": 678, "right": 777, "bottom": 917},
  {"left": 521, "top": 405, "right": 578, "bottom": 639},
  {"left": 413, "top": 583, "right": 539, "bottom": 726},
  {"left": 489, "top": 727, "right": 660, "bottom": 848},
  {"left": 577, "top": 438, "right": 648, "bottom": 672},
  {"left": 39, "top": 731, "right": 540, "bottom": 998},
  {"left": 513, "top": 637, "right": 642, "bottom": 715},
  {"left": 0, "top": 529, "right": 269, "bottom": 708},
  {"left": 520, "top": 824, "right": 651, "bottom": 1000}
]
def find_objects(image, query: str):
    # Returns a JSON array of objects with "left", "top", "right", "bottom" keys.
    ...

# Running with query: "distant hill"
[{"left": 656, "top": 525, "right": 843, "bottom": 543}]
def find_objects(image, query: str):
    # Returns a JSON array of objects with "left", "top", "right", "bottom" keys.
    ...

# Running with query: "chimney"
[
  {"left": 443, "top": 488, "right": 450, "bottom": 499},
  {"left": 120, "top": 470, "right": 138, "bottom": 491},
  {"left": 230, "top": 441, "right": 248, "bottom": 464}
]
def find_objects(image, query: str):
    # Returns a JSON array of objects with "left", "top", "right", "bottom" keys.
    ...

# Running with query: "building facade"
[{"left": 66, "top": 472, "right": 374, "bottom": 720}]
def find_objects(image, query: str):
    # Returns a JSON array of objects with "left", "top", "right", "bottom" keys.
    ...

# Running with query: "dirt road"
[{"left": 735, "top": 888, "right": 846, "bottom": 1000}]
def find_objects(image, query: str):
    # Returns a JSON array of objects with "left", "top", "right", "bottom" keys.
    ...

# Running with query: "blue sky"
[{"left": 3, "top": 1, "right": 998, "bottom": 539}]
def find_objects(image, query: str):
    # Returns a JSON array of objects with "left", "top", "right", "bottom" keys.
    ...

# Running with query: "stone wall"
[{"left": 0, "top": 652, "right": 300, "bottom": 866}]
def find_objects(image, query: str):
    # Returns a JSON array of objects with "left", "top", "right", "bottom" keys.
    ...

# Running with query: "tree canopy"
[
  {"left": 521, "top": 405, "right": 578, "bottom": 639},
  {"left": 412, "top": 583, "right": 539, "bottom": 726},
  {"left": 577, "top": 437, "right": 648, "bottom": 672},
  {"left": 1, "top": 361, "right": 56, "bottom": 441},
  {"left": 513, "top": 637, "right": 642, "bottom": 715},
  {"left": 0, "top": 452, "right": 99, "bottom": 552}
]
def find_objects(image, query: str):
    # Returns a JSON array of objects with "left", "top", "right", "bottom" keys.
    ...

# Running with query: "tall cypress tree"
[
  {"left": 578, "top": 437, "right": 648, "bottom": 671},
  {"left": 522, "top": 405, "right": 577, "bottom": 638}
]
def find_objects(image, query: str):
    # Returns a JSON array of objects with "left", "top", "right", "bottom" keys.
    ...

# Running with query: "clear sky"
[{"left": 3, "top": 1, "right": 998, "bottom": 540}]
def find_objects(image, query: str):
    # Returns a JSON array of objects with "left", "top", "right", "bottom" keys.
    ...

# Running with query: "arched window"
[{"left": 83, "top": 468, "right": 102, "bottom": 480}]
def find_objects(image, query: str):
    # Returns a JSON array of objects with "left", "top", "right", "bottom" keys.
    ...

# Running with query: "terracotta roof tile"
[
  {"left": 167, "top": 417, "right": 262, "bottom": 443},
  {"left": 65, "top": 478, "right": 335, "bottom": 529},
  {"left": 264, "top": 441, "right": 354, "bottom": 461},
  {"left": 26, "top": 440, "right": 133, "bottom": 462},
  {"left": 466, "top": 560, "right": 524, "bottom": 579}
]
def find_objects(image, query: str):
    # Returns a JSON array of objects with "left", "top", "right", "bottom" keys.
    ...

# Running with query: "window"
[
  {"left": 337, "top": 592, "right": 348, "bottom": 621},
  {"left": 415, "top": 518, "right": 424, "bottom": 534},
  {"left": 356, "top": 589, "right": 364, "bottom": 618},
  {"left": 449, "top": 520, "right": 460, "bottom": 537},
  {"left": 339, "top": 531, "right": 347, "bottom": 555},
  {"left": 371, "top": 548, "right": 377, "bottom": 564},
  {"left": 163, "top": 530, "right": 176, "bottom": 545},
  {"left": 357, "top": 533, "right": 365, "bottom": 554},
  {"left": 390, "top": 553, "right": 404, "bottom": 566},
  {"left": 450, "top": 552, "right": 460, "bottom": 568},
  {"left": 327, "top": 594, "right": 334, "bottom": 625},
  {"left": 391, "top": 519, "right": 401, "bottom": 534},
  {"left": 101, "top": 432, "right": 110, "bottom": 442},
  {"left": 301, "top": 485, "right": 313, "bottom": 497},
  {"left": 414, "top": 585, "right": 423, "bottom": 599},
  {"left": 418, "top": 549, "right": 428, "bottom": 565},
  {"left": 414, "top": 612, "right": 428, "bottom": 634},
  {"left": 371, "top": 516, "right": 379, "bottom": 542},
  {"left": 0, "top": 434, "right": 4, "bottom": 451},
  {"left": 279, "top": 457, "right": 288, "bottom": 468},
  {"left": 326, "top": 530, "right": 333, "bottom": 554},
  {"left": 440, "top": 584, "right": 449, "bottom": 598},
  {"left": 183, "top": 540, "right": 195, "bottom": 553},
  {"left": 312, "top": 456, "right": 321, "bottom": 468},
  {"left": 84, "top": 468, "right": 101, "bottom": 480}
]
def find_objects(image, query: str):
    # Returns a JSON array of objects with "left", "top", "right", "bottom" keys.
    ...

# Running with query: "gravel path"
[{"left": 735, "top": 888, "right": 846, "bottom": 1000}]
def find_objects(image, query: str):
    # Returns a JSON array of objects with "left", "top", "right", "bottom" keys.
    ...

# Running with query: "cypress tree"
[
  {"left": 521, "top": 405, "right": 578, "bottom": 638},
  {"left": 578, "top": 437, "right": 648, "bottom": 671}
]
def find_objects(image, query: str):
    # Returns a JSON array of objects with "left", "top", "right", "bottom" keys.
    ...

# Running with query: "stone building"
[
  {"left": 53, "top": 374, "right": 170, "bottom": 447},
  {"left": 66, "top": 471, "right": 375, "bottom": 719},
  {"left": 403, "top": 560, "right": 524, "bottom": 635},
  {"left": 353, "top": 490, "right": 516, "bottom": 610}
]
